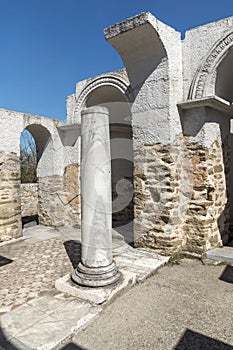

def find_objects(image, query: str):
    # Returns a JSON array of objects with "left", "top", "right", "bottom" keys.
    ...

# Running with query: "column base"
[{"left": 71, "top": 260, "right": 122, "bottom": 287}]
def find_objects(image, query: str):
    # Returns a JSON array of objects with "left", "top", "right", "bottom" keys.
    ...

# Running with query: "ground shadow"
[
  {"left": 0, "top": 325, "right": 18, "bottom": 350},
  {"left": 174, "top": 329, "right": 233, "bottom": 350},
  {"left": 0, "top": 256, "right": 13, "bottom": 268},
  {"left": 22, "top": 214, "right": 39, "bottom": 228},
  {"left": 63, "top": 240, "right": 81, "bottom": 269},
  {"left": 113, "top": 220, "right": 134, "bottom": 245},
  {"left": 61, "top": 344, "right": 88, "bottom": 350},
  {"left": 219, "top": 265, "right": 233, "bottom": 284}
]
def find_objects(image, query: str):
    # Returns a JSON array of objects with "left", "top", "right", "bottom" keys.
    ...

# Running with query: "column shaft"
[
  {"left": 71, "top": 106, "right": 121, "bottom": 287},
  {"left": 81, "top": 107, "right": 112, "bottom": 268}
]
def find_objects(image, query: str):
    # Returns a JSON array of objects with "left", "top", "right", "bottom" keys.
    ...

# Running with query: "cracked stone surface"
[{"left": 0, "top": 226, "right": 169, "bottom": 350}]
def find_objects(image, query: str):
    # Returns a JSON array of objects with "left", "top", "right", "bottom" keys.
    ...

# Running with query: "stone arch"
[
  {"left": 79, "top": 76, "right": 129, "bottom": 104},
  {"left": 189, "top": 30, "right": 233, "bottom": 100},
  {"left": 185, "top": 30, "right": 233, "bottom": 250},
  {"left": 0, "top": 109, "right": 62, "bottom": 242},
  {"left": 85, "top": 84, "right": 131, "bottom": 124},
  {"left": 105, "top": 12, "right": 183, "bottom": 144},
  {"left": 23, "top": 123, "right": 51, "bottom": 162},
  {"left": 104, "top": 13, "right": 169, "bottom": 93},
  {"left": 74, "top": 75, "right": 130, "bottom": 122}
]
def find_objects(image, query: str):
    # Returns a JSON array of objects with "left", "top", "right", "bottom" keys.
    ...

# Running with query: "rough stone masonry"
[{"left": 1, "top": 11, "right": 233, "bottom": 256}]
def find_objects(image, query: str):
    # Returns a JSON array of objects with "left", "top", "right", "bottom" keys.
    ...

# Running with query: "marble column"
[{"left": 71, "top": 106, "right": 121, "bottom": 287}]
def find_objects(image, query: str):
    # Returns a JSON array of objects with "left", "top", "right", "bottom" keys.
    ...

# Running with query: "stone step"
[{"left": 205, "top": 247, "right": 233, "bottom": 263}]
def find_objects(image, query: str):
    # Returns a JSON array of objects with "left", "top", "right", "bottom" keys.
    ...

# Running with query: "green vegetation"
[{"left": 20, "top": 130, "right": 37, "bottom": 183}]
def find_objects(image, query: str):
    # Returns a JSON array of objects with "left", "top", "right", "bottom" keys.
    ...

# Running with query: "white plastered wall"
[
  {"left": 0, "top": 108, "right": 64, "bottom": 177},
  {"left": 104, "top": 12, "right": 183, "bottom": 147},
  {"left": 182, "top": 15, "right": 233, "bottom": 101}
]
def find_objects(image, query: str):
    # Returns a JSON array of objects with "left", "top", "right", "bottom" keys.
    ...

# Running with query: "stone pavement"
[
  {"left": 1, "top": 225, "right": 232, "bottom": 350},
  {"left": 69, "top": 258, "right": 233, "bottom": 350},
  {"left": 0, "top": 226, "right": 81, "bottom": 315},
  {"left": 0, "top": 225, "right": 169, "bottom": 350}
]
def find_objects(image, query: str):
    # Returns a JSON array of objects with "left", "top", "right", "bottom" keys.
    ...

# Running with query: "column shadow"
[
  {"left": 219, "top": 265, "right": 233, "bottom": 284},
  {"left": 63, "top": 240, "right": 81, "bottom": 269},
  {"left": 174, "top": 329, "right": 233, "bottom": 349},
  {"left": 61, "top": 344, "right": 88, "bottom": 350},
  {"left": 0, "top": 255, "right": 13, "bottom": 268}
]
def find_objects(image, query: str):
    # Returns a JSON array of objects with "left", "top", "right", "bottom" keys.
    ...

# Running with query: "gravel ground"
[{"left": 66, "top": 258, "right": 233, "bottom": 350}]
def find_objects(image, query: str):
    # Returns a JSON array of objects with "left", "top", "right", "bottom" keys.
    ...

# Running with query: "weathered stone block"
[
  {"left": 20, "top": 183, "right": 38, "bottom": 217},
  {"left": 38, "top": 164, "right": 81, "bottom": 227},
  {"left": 0, "top": 152, "right": 22, "bottom": 242}
]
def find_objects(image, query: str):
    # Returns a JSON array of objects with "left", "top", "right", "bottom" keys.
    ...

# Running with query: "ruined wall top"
[
  {"left": 104, "top": 12, "right": 179, "bottom": 40},
  {"left": 65, "top": 11, "right": 233, "bottom": 145},
  {"left": 66, "top": 69, "right": 130, "bottom": 125}
]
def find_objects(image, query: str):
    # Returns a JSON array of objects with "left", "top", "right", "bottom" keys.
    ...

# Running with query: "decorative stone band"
[{"left": 189, "top": 30, "right": 233, "bottom": 99}]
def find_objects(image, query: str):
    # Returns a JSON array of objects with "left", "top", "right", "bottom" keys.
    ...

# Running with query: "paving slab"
[
  {"left": 55, "top": 270, "right": 136, "bottom": 305},
  {"left": 0, "top": 291, "right": 101, "bottom": 350},
  {"left": 205, "top": 246, "right": 233, "bottom": 263},
  {"left": 55, "top": 248, "right": 169, "bottom": 304},
  {"left": 23, "top": 226, "right": 59, "bottom": 240},
  {"left": 56, "top": 227, "right": 81, "bottom": 241},
  {"left": 114, "top": 248, "right": 170, "bottom": 282}
]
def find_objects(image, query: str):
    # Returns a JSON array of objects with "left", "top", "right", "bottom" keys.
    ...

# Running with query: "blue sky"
[{"left": 0, "top": 0, "right": 233, "bottom": 122}]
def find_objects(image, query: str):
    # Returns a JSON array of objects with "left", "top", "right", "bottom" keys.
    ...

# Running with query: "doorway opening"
[
  {"left": 20, "top": 124, "right": 51, "bottom": 228},
  {"left": 85, "top": 85, "right": 134, "bottom": 243}
]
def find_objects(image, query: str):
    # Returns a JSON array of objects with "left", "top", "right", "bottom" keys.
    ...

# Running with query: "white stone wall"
[
  {"left": 105, "top": 12, "right": 183, "bottom": 147},
  {"left": 182, "top": 15, "right": 233, "bottom": 100},
  {"left": 0, "top": 108, "right": 82, "bottom": 240}
]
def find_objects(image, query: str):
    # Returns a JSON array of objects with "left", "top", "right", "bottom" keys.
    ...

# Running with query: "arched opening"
[
  {"left": 215, "top": 49, "right": 233, "bottom": 245},
  {"left": 187, "top": 35, "right": 233, "bottom": 247},
  {"left": 215, "top": 47, "right": 233, "bottom": 103},
  {"left": 228, "top": 119, "right": 233, "bottom": 244},
  {"left": 20, "top": 124, "right": 51, "bottom": 228},
  {"left": 85, "top": 85, "right": 134, "bottom": 243},
  {"left": 20, "top": 130, "right": 37, "bottom": 184}
]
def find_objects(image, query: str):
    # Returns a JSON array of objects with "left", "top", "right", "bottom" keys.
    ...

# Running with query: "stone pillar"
[
  {"left": 71, "top": 106, "right": 121, "bottom": 287},
  {"left": 0, "top": 152, "right": 22, "bottom": 242}
]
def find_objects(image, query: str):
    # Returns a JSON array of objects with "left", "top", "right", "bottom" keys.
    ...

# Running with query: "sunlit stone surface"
[{"left": 72, "top": 106, "right": 121, "bottom": 287}]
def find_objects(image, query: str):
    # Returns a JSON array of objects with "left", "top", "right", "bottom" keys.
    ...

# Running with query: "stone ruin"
[{"left": 1, "top": 11, "right": 233, "bottom": 256}]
